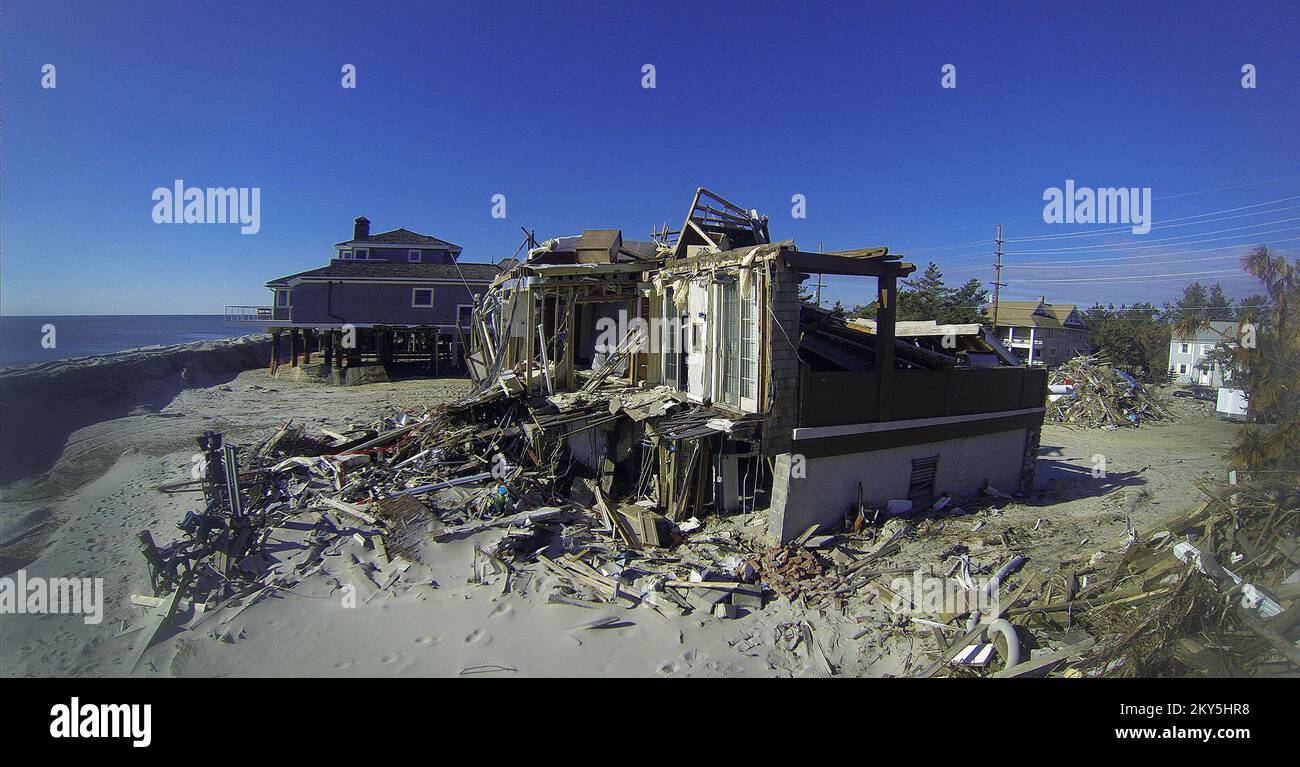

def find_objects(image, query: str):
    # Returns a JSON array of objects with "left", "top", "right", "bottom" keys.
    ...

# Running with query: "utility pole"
[
  {"left": 991, "top": 224, "right": 1005, "bottom": 329},
  {"left": 815, "top": 241, "right": 824, "bottom": 306}
]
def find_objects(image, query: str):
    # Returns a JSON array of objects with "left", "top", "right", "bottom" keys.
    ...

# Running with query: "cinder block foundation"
[{"left": 768, "top": 428, "right": 1031, "bottom": 542}]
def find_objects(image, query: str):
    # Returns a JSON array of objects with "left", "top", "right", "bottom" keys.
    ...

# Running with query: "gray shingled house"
[{"left": 248, "top": 217, "right": 500, "bottom": 376}]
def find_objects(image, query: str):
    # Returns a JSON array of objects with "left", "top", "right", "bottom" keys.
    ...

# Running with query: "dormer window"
[
  {"left": 408, "top": 249, "right": 422, "bottom": 263},
  {"left": 340, "top": 249, "right": 352, "bottom": 259},
  {"left": 354, "top": 248, "right": 369, "bottom": 260}
]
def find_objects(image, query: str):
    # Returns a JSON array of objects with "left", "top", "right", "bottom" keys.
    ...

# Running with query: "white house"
[{"left": 1169, "top": 320, "right": 1238, "bottom": 387}]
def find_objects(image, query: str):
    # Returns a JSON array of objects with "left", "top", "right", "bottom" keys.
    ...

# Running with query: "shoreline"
[{"left": 0, "top": 333, "right": 271, "bottom": 484}]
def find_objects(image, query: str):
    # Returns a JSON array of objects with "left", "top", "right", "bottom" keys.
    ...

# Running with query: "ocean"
[{"left": 0, "top": 315, "right": 259, "bottom": 369}]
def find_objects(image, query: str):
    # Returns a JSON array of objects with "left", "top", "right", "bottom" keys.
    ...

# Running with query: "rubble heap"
[
  {"left": 910, "top": 479, "right": 1299, "bottom": 678},
  {"left": 1046, "top": 354, "right": 1170, "bottom": 428}
]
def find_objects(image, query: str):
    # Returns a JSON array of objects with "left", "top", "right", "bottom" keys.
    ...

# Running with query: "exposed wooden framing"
[
  {"left": 290, "top": 329, "right": 301, "bottom": 367},
  {"left": 565, "top": 287, "right": 577, "bottom": 389},
  {"left": 781, "top": 250, "right": 915, "bottom": 279},
  {"left": 525, "top": 291, "right": 535, "bottom": 395}
]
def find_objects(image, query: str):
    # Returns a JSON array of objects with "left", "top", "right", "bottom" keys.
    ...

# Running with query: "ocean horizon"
[{"left": 0, "top": 314, "right": 262, "bottom": 369}]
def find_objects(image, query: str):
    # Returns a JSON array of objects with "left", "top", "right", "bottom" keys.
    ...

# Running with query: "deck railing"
[{"left": 224, "top": 305, "right": 275, "bottom": 322}]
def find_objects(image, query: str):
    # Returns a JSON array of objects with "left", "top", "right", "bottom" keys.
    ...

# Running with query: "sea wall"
[{"left": 0, "top": 333, "right": 269, "bottom": 483}]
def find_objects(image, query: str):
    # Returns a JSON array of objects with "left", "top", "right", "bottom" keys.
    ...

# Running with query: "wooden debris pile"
[
  {"left": 918, "top": 478, "right": 1300, "bottom": 678},
  {"left": 1047, "top": 354, "right": 1171, "bottom": 428},
  {"left": 1067, "top": 479, "right": 1299, "bottom": 677}
]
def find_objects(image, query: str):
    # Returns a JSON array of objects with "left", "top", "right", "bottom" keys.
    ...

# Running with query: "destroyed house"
[
  {"left": 463, "top": 189, "right": 1047, "bottom": 542},
  {"left": 231, "top": 216, "right": 500, "bottom": 377}
]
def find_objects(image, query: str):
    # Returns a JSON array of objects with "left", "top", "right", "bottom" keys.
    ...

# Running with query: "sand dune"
[{"left": 0, "top": 334, "right": 270, "bottom": 483}]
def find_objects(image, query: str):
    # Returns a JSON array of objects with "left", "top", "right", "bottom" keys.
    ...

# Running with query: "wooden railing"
[{"left": 224, "top": 305, "right": 274, "bottom": 322}]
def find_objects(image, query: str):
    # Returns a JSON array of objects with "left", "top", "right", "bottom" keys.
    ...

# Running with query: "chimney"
[
  {"left": 1038, "top": 295, "right": 1046, "bottom": 304},
  {"left": 353, "top": 216, "right": 370, "bottom": 241}
]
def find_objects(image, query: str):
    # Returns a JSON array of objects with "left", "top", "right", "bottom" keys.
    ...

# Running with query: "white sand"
[
  {"left": 1, "top": 353, "right": 1238, "bottom": 678},
  {"left": 3, "top": 368, "right": 906, "bottom": 677}
]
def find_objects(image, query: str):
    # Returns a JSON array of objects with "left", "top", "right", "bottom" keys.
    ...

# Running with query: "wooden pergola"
[{"left": 780, "top": 249, "right": 916, "bottom": 421}]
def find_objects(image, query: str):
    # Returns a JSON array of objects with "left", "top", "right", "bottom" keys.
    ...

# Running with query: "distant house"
[
  {"left": 232, "top": 216, "right": 499, "bottom": 376},
  {"left": 983, "top": 297, "right": 1090, "bottom": 367},
  {"left": 1169, "top": 320, "right": 1238, "bottom": 387}
]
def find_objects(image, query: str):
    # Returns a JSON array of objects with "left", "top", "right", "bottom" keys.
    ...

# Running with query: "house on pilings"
[
  {"left": 230, "top": 216, "right": 500, "bottom": 380},
  {"left": 465, "top": 188, "right": 1048, "bottom": 541}
]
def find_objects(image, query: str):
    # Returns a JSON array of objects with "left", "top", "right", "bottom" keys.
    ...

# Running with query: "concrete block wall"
[
  {"left": 768, "top": 428, "right": 1029, "bottom": 542},
  {"left": 765, "top": 262, "right": 804, "bottom": 456}
]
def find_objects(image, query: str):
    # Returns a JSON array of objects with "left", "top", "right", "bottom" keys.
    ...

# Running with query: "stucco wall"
[{"left": 768, "top": 427, "right": 1030, "bottom": 541}]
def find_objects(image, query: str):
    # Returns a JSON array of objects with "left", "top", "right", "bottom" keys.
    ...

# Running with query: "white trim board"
[{"left": 792, "top": 407, "right": 1046, "bottom": 441}]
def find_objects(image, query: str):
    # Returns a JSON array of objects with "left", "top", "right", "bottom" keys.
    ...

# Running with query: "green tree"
[
  {"left": 1081, "top": 302, "right": 1168, "bottom": 382},
  {"left": 1214, "top": 246, "right": 1300, "bottom": 493},
  {"left": 850, "top": 262, "right": 988, "bottom": 324},
  {"left": 943, "top": 278, "right": 991, "bottom": 324},
  {"left": 1165, "top": 280, "right": 1232, "bottom": 338}
]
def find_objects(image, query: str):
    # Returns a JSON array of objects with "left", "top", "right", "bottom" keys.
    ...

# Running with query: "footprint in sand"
[
  {"left": 487, "top": 602, "right": 514, "bottom": 620},
  {"left": 656, "top": 661, "right": 681, "bottom": 676},
  {"left": 464, "top": 628, "right": 492, "bottom": 647},
  {"left": 333, "top": 659, "right": 355, "bottom": 669},
  {"left": 414, "top": 635, "right": 439, "bottom": 646},
  {"left": 381, "top": 653, "right": 402, "bottom": 664}
]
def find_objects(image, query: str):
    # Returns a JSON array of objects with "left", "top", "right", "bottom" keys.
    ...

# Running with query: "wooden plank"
[{"left": 991, "top": 638, "right": 1096, "bottom": 678}]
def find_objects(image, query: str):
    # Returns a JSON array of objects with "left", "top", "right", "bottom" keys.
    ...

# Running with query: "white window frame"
[
  {"left": 1178, "top": 363, "right": 1188, "bottom": 374},
  {"left": 340, "top": 249, "right": 352, "bottom": 259},
  {"left": 354, "top": 248, "right": 369, "bottom": 260},
  {"left": 661, "top": 289, "right": 681, "bottom": 389},
  {"left": 412, "top": 287, "right": 434, "bottom": 308},
  {"left": 409, "top": 249, "right": 422, "bottom": 263},
  {"left": 275, "top": 288, "right": 292, "bottom": 308},
  {"left": 711, "top": 276, "right": 759, "bottom": 412},
  {"left": 1179, "top": 343, "right": 1189, "bottom": 353}
]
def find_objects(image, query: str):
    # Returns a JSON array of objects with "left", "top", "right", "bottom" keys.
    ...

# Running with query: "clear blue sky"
[{"left": 3, "top": 0, "right": 1298, "bottom": 315}]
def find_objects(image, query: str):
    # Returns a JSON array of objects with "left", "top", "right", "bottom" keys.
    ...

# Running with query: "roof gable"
[
  {"left": 335, "top": 227, "right": 462, "bottom": 250},
  {"left": 267, "top": 260, "right": 499, "bottom": 286}
]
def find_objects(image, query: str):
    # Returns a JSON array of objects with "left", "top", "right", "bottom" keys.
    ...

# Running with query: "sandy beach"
[{"left": 0, "top": 340, "right": 1242, "bottom": 678}]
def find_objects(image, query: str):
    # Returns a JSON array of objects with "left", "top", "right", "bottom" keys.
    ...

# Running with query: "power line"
[
  {"left": 905, "top": 188, "right": 1300, "bottom": 252},
  {"left": 1004, "top": 224, "right": 1300, "bottom": 255},
  {"left": 1004, "top": 239, "right": 1300, "bottom": 267},
  {"left": 1002, "top": 217, "right": 1300, "bottom": 253},
  {"left": 999, "top": 197, "right": 1300, "bottom": 243},
  {"left": 1011, "top": 268, "right": 1249, "bottom": 284}
]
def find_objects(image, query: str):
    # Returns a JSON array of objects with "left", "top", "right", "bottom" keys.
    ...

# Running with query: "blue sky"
[{"left": 3, "top": 0, "right": 1298, "bottom": 315}]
